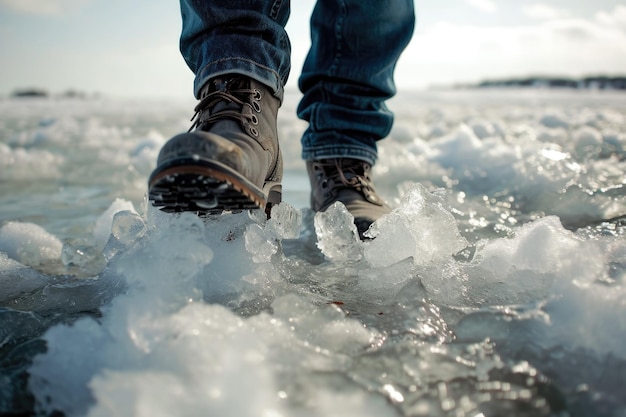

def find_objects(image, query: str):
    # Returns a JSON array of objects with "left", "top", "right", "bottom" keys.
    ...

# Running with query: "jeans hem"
[
  {"left": 194, "top": 58, "right": 284, "bottom": 102},
  {"left": 302, "top": 146, "right": 377, "bottom": 166}
]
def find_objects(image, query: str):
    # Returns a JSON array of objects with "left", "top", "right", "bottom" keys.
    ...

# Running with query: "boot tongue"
[
  {"left": 211, "top": 76, "right": 246, "bottom": 92},
  {"left": 208, "top": 77, "right": 249, "bottom": 113},
  {"left": 211, "top": 78, "right": 229, "bottom": 93}
]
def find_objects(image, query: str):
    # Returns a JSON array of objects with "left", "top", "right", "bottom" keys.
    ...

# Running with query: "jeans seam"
[
  {"left": 317, "top": 81, "right": 327, "bottom": 132},
  {"left": 269, "top": 0, "right": 283, "bottom": 20},
  {"left": 329, "top": 0, "right": 347, "bottom": 76}
]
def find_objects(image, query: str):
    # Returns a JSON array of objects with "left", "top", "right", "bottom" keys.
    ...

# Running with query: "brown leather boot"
[
  {"left": 148, "top": 76, "right": 282, "bottom": 216},
  {"left": 307, "top": 158, "right": 391, "bottom": 239}
]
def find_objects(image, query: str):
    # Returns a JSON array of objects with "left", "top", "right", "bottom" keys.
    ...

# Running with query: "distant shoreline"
[
  {"left": 4, "top": 75, "right": 626, "bottom": 100},
  {"left": 461, "top": 75, "right": 626, "bottom": 91}
]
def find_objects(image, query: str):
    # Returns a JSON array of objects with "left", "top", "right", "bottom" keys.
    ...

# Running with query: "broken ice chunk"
[{"left": 314, "top": 202, "right": 362, "bottom": 262}]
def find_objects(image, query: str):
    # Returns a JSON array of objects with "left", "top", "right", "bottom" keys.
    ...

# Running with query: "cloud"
[
  {"left": 0, "top": 0, "right": 90, "bottom": 16},
  {"left": 465, "top": 0, "right": 497, "bottom": 14},
  {"left": 595, "top": 4, "right": 626, "bottom": 30},
  {"left": 397, "top": 5, "right": 626, "bottom": 88},
  {"left": 523, "top": 3, "right": 570, "bottom": 20}
]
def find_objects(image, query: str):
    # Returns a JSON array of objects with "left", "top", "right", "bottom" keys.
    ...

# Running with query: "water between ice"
[{"left": 0, "top": 91, "right": 625, "bottom": 416}]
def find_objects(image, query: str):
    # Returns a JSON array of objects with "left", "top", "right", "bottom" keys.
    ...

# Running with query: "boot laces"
[
  {"left": 335, "top": 159, "right": 368, "bottom": 189},
  {"left": 189, "top": 77, "right": 262, "bottom": 134},
  {"left": 316, "top": 158, "right": 372, "bottom": 192},
  {"left": 312, "top": 158, "right": 383, "bottom": 208}
]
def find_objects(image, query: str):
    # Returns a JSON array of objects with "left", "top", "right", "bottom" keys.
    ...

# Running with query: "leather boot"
[
  {"left": 307, "top": 158, "right": 391, "bottom": 239},
  {"left": 149, "top": 76, "right": 282, "bottom": 216}
]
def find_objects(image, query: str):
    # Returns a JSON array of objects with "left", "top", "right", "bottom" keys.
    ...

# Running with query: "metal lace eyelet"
[
  {"left": 253, "top": 89, "right": 262, "bottom": 100},
  {"left": 252, "top": 101, "right": 261, "bottom": 112},
  {"left": 250, "top": 127, "right": 259, "bottom": 137},
  {"left": 321, "top": 180, "right": 328, "bottom": 188},
  {"left": 251, "top": 114, "right": 259, "bottom": 125}
]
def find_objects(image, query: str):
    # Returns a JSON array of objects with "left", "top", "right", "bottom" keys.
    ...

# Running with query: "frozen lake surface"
[{"left": 1, "top": 89, "right": 625, "bottom": 416}]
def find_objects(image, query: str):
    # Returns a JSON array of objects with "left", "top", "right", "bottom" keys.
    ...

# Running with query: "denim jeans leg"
[
  {"left": 179, "top": 0, "right": 291, "bottom": 101},
  {"left": 297, "top": 0, "right": 415, "bottom": 165}
]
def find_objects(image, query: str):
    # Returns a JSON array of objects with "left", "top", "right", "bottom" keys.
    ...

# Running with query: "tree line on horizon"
[
  {"left": 8, "top": 75, "right": 626, "bottom": 98},
  {"left": 8, "top": 88, "right": 95, "bottom": 98},
  {"left": 474, "top": 75, "right": 626, "bottom": 90}
]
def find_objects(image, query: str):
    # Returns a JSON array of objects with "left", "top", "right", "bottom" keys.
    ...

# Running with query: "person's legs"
[
  {"left": 149, "top": 1, "right": 291, "bottom": 215},
  {"left": 180, "top": 0, "right": 291, "bottom": 100},
  {"left": 298, "top": 0, "right": 415, "bottom": 237},
  {"left": 298, "top": 0, "right": 415, "bottom": 164}
]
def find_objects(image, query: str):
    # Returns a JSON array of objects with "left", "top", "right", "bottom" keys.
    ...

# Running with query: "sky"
[{"left": 0, "top": 0, "right": 625, "bottom": 98}]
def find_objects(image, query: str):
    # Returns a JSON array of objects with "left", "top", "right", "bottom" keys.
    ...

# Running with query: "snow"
[
  {"left": 0, "top": 90, "right": 625, "bottom": 416},
  {"left": 0, "top": 222, "right": 63, "bottom": 268}
]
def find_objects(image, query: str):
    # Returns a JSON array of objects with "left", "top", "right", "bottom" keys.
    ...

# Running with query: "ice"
[
  {"left": 1, "top": 92, "right": 625, "bottom": 417},
  {"left": 474, "top": 216, "right": 603, "bottom": 279},
  {"left": 451, "top": 215, "right": 626, "bottom": 366},
  {"left": 28, "top": 202, "right": 388, "bottom": 415},
  {"left": 93, "top": 198, "right": 138, "bottom": 249},
  {"left": 0, "top": 221, "right": 62, "bottom": 268},
  {"left": 35, "top": 293, "right": 391, "bottom": 417},
  {"left": 0, "top": 253, "right": 49, "bottom": 305},
  {"left": 364, "top": 183, "right": 467, "bottom": 268},
  {"left": 29, "top": 318, "right": 106, "bottom": 416},
  {"left": 357, "top": 257, "right": 416, "bottom": 304},
  {"left": 573, "top": 126, "right": 603, "bottom": 157},
  {"left": 266, "top": 203, "right": 302, "bottom": 240},
  {"left": 314, "top": 202, "right": 362, "bottom": 262},
  {"left": 431, "top": 124, "right": 485, "bottom": 165},
  {"left": 29, "top": 302, "right": 286, "bottom": 417},
  {"left": 539, "top": 112, "right": 570, "bottom": 129},
  {"left": 428, "top": 124, "right": 522, "bottom": 195},
  {"left": 468, "top": 118, "right": 504, "bottom": 140},
  {"left": 57, "top": 199, "right": 141, "bottom": 273},
  {"left": 0, "top": 250, "right": 124, "bottom": 315},
  {"left": 461, "top": 216, "right": 606, "bottom": 306},
  {"left": 129, "top": 130, "right": 167, "bottom": 173},
  {"left": 0, "top": 143, "right": 63, "bottom": 181},
  {"left": 110, "top": 209, "right": 147, "bottom": 245},
  {"left": 245, "top": 203, "right": 302, "bottom": 263},
  {"left": 271, "top": 293, "right": 379, "bottom": 355},
  {"left": 61, "top": 239, "right": 106, "bottom": 275},
  {"left": 245, "top": 223, "right": 278, "bottom": 263}
]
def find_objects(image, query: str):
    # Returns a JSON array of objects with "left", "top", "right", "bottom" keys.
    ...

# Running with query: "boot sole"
[{"left": 148, "top": 159, "right": 282, "bottom": 217}]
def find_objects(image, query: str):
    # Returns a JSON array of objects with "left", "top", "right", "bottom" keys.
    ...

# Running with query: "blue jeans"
[{"left": 179, "top": 0, "right": 415, "bottom": 165}]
